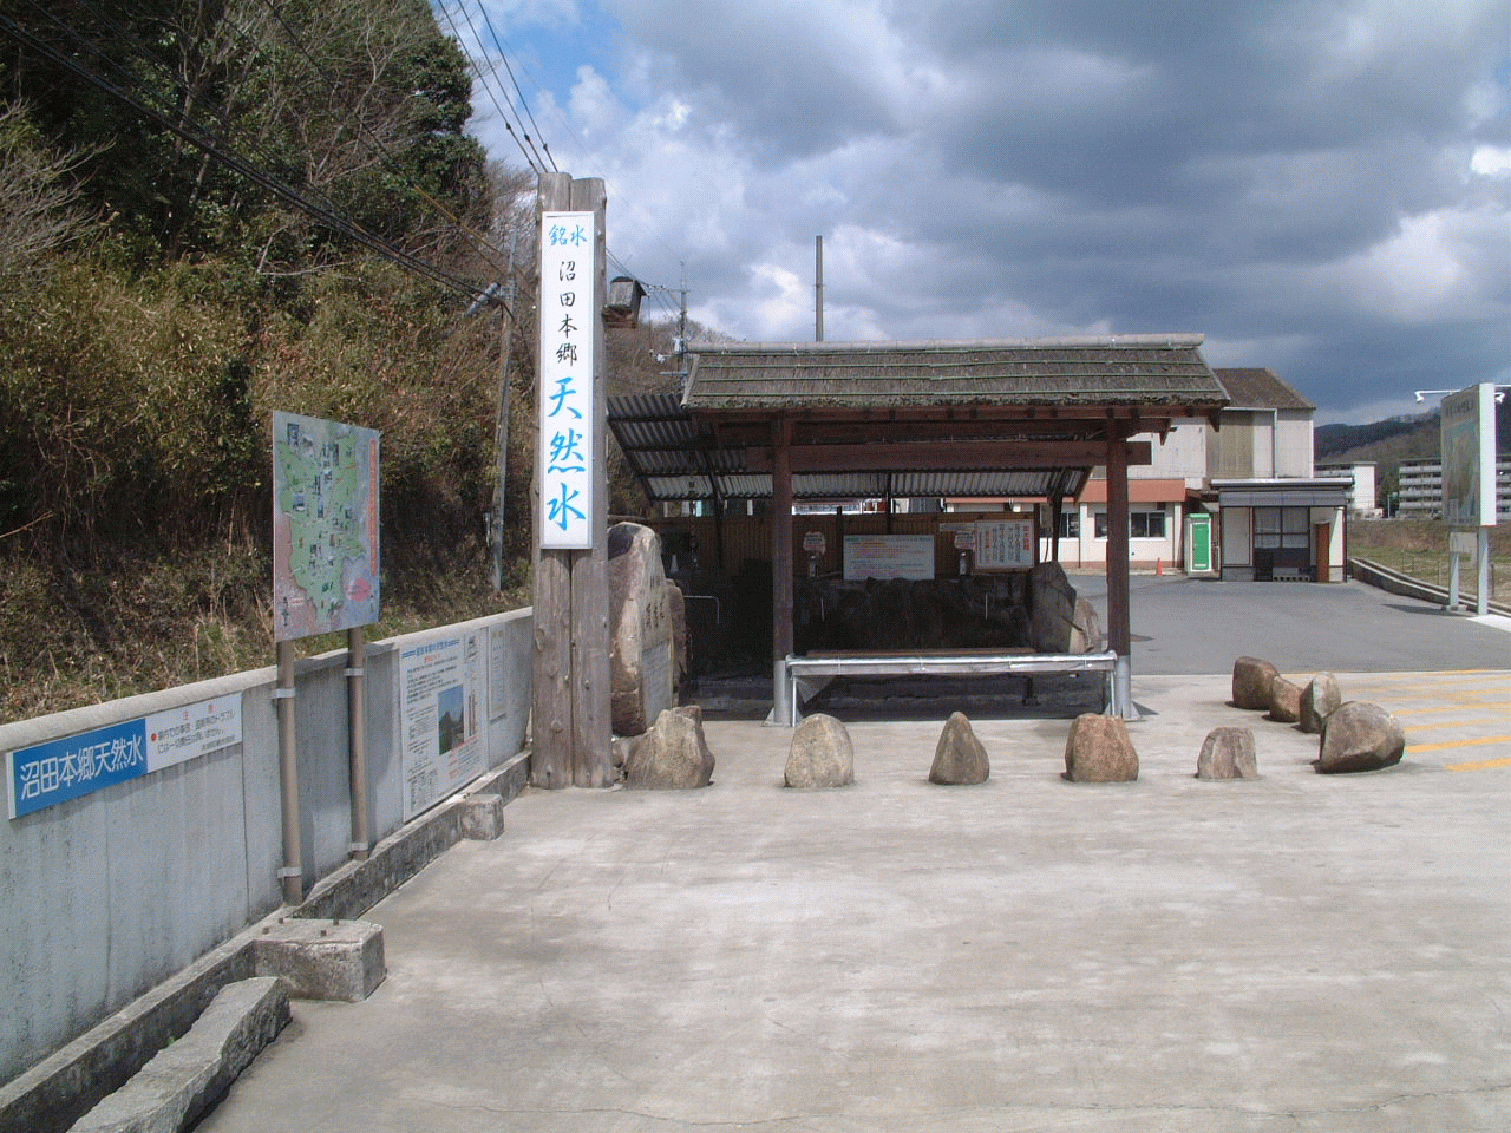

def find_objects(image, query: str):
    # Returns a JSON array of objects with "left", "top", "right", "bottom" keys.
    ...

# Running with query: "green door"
[{"left": 1187, "top": 513, "right": 1212, "bottom": 573}]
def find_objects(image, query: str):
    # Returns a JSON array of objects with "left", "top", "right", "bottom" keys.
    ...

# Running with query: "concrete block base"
[
  {"left": 460, "top": 793, "right": 506, "bottom": 840},
  {"left": 69, "top": 977, "right": 288, "bottom": 1133},
  {"left": 252, "top": 919, "right": 384, "bottom": 1003}
]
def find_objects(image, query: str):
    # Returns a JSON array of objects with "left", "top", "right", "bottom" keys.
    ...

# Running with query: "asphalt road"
[{"left": 1071, "top": 573, "right": 1511, "bottom": 674}]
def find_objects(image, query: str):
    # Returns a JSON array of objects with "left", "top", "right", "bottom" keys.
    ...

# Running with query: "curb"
[
  {"left": 1350, "top": 558, "right": 1511, "bottom": 618},
  {"left": 0, "top": 751, "right": 532, "bottom": 1133}
]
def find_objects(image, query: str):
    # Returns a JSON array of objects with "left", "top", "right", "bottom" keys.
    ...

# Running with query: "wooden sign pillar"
[
  {"left": 1105, "top": 430, "right": 1135, "bottom": 719},
  {"left": 532, "top": 172, "right": 612, "bottom": 788}
]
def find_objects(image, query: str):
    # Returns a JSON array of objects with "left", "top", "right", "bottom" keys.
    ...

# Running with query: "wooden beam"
[
  {"left": 531, "top": 171, "right": 572, "bottom": 790},
  {"left": 568, "top": 176, "right": 612, "bottom": 788},
  {"left": 744, "top": 440, "right": 1151, "bottom": 473},
  {"left": 1104, "top": 436, "right": 1132, "bottom": 658},
  {"left": 771, "top": 417, "right": 794, "bottom": 666}
]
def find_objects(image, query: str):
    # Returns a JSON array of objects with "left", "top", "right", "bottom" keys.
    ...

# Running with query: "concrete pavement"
[{"left": 197, "top": 662, "right": 1511, "bottom": 1132}]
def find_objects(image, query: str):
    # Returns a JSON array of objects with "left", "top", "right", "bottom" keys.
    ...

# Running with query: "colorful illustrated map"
[{"left": 273, "top": 411, "right": 381, "bottom": 640}]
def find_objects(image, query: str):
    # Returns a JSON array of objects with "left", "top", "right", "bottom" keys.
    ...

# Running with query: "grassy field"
[{"left": 1349, "top": 518, "right": 1510, "bottom": 607}]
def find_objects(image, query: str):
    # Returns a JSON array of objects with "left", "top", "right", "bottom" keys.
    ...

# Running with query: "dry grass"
[
  {"left": 0, "top": 544, "right": 528, "bottom": 725},
  {"left": 1349, "top": 518, "right": 1510, "bottom": 606}
]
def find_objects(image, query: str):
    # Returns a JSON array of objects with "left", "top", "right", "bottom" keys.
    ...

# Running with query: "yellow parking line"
[
  {"left": 1384, "top": 701, "right": 1510, "bottom": 715},
  {"left": 1407, "top": 735, "right": 1511, "bottom": 754},
  {"left": 1445, "top": 757, "right": 1511, "bottom": 772},
  {"left": 1405, "top": 717, "right": 1511, "bottom": 732}
]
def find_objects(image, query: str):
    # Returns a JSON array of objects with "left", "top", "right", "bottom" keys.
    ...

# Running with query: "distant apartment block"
[{"left": 1396, "top": 457, "right": 1511, "bottom": 520}]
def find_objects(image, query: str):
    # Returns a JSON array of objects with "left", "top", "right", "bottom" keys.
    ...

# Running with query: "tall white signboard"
[
  {"left": 1440, "top": 382, "right": 1497, "bottom": 527},
  {"left": 538, "top": 211, "right": 599, "bottom": 549}
]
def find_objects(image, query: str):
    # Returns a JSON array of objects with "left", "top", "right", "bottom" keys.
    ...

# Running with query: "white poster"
[
  {"left": 974, "top": 520, "right": 1035, "bottom": 570},
  {"left": 538, "top": 211, "right": 598, "bottom": 548},
  {"left": 399, "top": 633, "right": 486, "bottom": 819},
  {"left": 843, "top": 534, "right": 935, "bottom": 580}
]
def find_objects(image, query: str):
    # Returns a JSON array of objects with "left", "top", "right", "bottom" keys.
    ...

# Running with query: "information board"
[
  {"left": 273, "top": 412, "right": 381, "bottom": 640},
  {"left": 1441, "top": 382, "right": 1497, "bottom": 527},
  {"left": 538, "top": 210, "right": 599, "bottom": 548},
  {"left": 399, "top": 633, "right": 486, "bottom": 819},
  {"left": 974, "top": 520, "right": 1035, "bottom": 570},
  {"left": 7, "top": 695, "right": 242, "bottom": 819},
  {"left": 843, "top": 534, "right": 935, "bottom": 580}
]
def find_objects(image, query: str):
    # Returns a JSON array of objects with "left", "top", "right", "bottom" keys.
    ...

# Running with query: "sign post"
[
  {"left": 532, "top": 173, "right": 612, "bottom": 788},
  {"left": 1440, "top": 383, "right": 1497, "bottom": 616},
  {"left": 272, "top": 411, "right": 381, "bottom": 898}
]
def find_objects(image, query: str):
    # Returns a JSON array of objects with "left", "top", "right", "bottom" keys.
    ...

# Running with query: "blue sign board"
[
  {"left": 7, "top": 719, "right": 147, "bottom": 818},
  {"left": 7, "top": 694, "right": 243, "bottom": 819}
]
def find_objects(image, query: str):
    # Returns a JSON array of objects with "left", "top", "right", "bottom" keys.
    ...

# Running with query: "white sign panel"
[
  {"left": 144, "top": 696, "right": 243, "bottom": 773},
  {"left": 974, "top": 520, "right": 1035, "bottom": 570},
  {"left": 539, "top": 211, "right": 598, "bottom": 548},
  {"left": 843, "top": 534, "right": 936, "bottom": 580},
  {"left": 1441, "top": 382, "right": 1497, "bottom": 527},
  {"left": 399, "top": 633, "right": 486, "bottom": 819}
]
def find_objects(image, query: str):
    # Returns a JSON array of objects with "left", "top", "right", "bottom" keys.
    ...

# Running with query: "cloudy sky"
[{"left": 441, "top": 0, "right": 1510, "bottom": 424}]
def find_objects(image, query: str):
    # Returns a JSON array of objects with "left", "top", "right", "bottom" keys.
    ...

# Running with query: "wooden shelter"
[{"left": 609, "top": 335, "right": 1228, "bottom": 718}]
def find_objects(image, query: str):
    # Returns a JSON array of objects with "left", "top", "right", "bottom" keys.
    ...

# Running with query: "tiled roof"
[{"left": 1214, "top": 367, "right": 1314, "bottom": 412}]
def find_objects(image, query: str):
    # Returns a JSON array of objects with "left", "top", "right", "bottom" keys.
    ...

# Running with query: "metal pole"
[
  {"left": 814, "top": 235, "right": 824, "bottom": 342},
  {"left": 275, "top": 640, "right": 302, "bottom": 905},
  {"left": 346, "top": 628, "right": 370, "bottom": 860},
  {"left": 1477, "top": 527, "right": 1490, "bottom": 616}
]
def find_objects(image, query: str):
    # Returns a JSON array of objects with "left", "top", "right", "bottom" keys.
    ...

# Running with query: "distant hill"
[{"left": 1316, "top": 399, "right": 1508, "bottom": 508}]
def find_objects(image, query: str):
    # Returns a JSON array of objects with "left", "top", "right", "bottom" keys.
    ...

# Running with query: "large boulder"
[
  {"left": 623, "top": 706, "right": 714, "bottom": 789},
  {"left": 1063, "top": 713, "right": 1139, "bottom": 782},
  {"left": 1317, "top": 702, "right": 1405, "bottom": 774},
  {"left": 1070, "top": 596, "right": 1105, "bottom": 653},
  {"left": 929, "top": 712, "right": 990, "bottom": 785},
  {"left": 1030, "top": 562, "right": 1078, "bottom": 653},
  {"left": 609, "top": 523, "right": 680, "bottom": 736},
  {"left": 1299, "top": 673, "right": 1342, "bottom": 735},
  {"left": 785, "top": 713, "right": 855, "bottom": 788},
  {"left": 1267, "top": 674, "right": 1303, "bottom": 723},
  {"left": 1196, "top": 727, "right": 1259, "bottom": 780},
  {"left": 1231, "top": 657, "right": 1279, "bottom": 709}
]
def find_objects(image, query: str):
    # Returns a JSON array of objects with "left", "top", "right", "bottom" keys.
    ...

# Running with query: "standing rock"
[
  {"left": 1232, "top": 657, "right": 1279, "bottom": 709},
  {"left": 1299, "top": 673, "right": 1342, "bottom": 735},
  {"left": 1317, "top": 702, "right": 1405, "bottom": 773},
  {"left": 624, "top": 706, "right": 714, "bottom": 789},
  {"left": 930, "top": 712, "right": 990, "bottom": 785},
  {"left": 1071, "top": 596, "right": 1105, "bottom": 653},
  {"left": 1196, "top": 727, "right": 1259, "bottom": 780},
  {"left": 785, "top": 713, "right": 855, "bottom": 788},
  {"left": 1063, "top": 713, "right": 1139, "bottom": 782},
  {"left": 1267, "top": 674, "right": 1303, "bottom": 723},
  {"left": 609, "top": 523, "right": 680, "bottom": 737}
]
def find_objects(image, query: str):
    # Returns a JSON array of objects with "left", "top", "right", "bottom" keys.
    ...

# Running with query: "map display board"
[
  {"left": 273, "top": 412, "right": 381, "bottom": 640},
  {"left": 399, "top": 633, "right": 486, "bottom": 819}
]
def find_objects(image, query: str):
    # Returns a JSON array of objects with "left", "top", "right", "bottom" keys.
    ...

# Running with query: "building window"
[
  {"left": 1092, "top": 506, "right": 1165, "bottom": 538},
  {"left": 1254, "top": 506, "right": 1308, "bottom": 550},
  {"left": 1058, "top": 509, "right": 1079, "bottom": 538},
  {"left": 1130, "top": 506, "right": 1166, "bottom": 539}
]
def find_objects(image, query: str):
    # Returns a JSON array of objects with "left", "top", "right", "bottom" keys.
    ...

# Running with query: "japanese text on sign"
[
  {"left": 539, "top": 211, "right": 598, "bottom": 548},
  {"left": 974, "top": 520, "right": 1035, "bottom": 570},
  {"left": 7, "top": 695, "right": 243, "bottom": 819}
]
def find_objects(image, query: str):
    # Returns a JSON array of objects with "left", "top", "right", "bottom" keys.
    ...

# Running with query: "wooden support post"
[
  {"left": 1049, "top": 492, "right": 1062, "bottom": 563},
  {"left": 1105, "top": 432, "right": 1135, "bottom": 718},
  {"left": 346, "top": 628, "right": 370, "bottom": 860},
  {"left": 772, "top": 417, "right": 794, "bottom": 664},
  {"left": 532, "top": 172, "right": 572, "bottom": 789},
  {"left": 569, "top": 176, "right": 612, "bottom": 787}
]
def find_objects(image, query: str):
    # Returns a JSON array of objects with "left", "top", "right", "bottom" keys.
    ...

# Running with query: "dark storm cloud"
[{"left": 480, "top": 0, "right": 1510, "bottom": 420}]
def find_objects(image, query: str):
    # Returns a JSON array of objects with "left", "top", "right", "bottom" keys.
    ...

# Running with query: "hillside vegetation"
[{"left": 0, "top": 0, "right": 680, "bottom": 721}]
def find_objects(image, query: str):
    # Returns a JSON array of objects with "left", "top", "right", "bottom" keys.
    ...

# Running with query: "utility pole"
[
  {"left": 488, "top": 223, "right": 519, "bottom": 591},
  {"left": 814, "top": 235, "right": 824, "bottom": 342}
]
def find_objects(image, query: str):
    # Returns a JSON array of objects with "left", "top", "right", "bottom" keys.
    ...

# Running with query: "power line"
[
  {"left": 473, "top": 0, "right": 557, "bottom": 172},
  {"left": 434, "top": 0, "right": 540, "bottom": 173}
]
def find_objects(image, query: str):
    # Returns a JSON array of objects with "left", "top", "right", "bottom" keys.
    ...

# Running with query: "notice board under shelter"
[{"left": 610, "top": 336, "right": 1229, "bottom": 718}]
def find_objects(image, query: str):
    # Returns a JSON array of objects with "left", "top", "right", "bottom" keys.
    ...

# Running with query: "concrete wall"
[{"left": 0, "top": 608, "right": 532, "bottom": 1087}]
